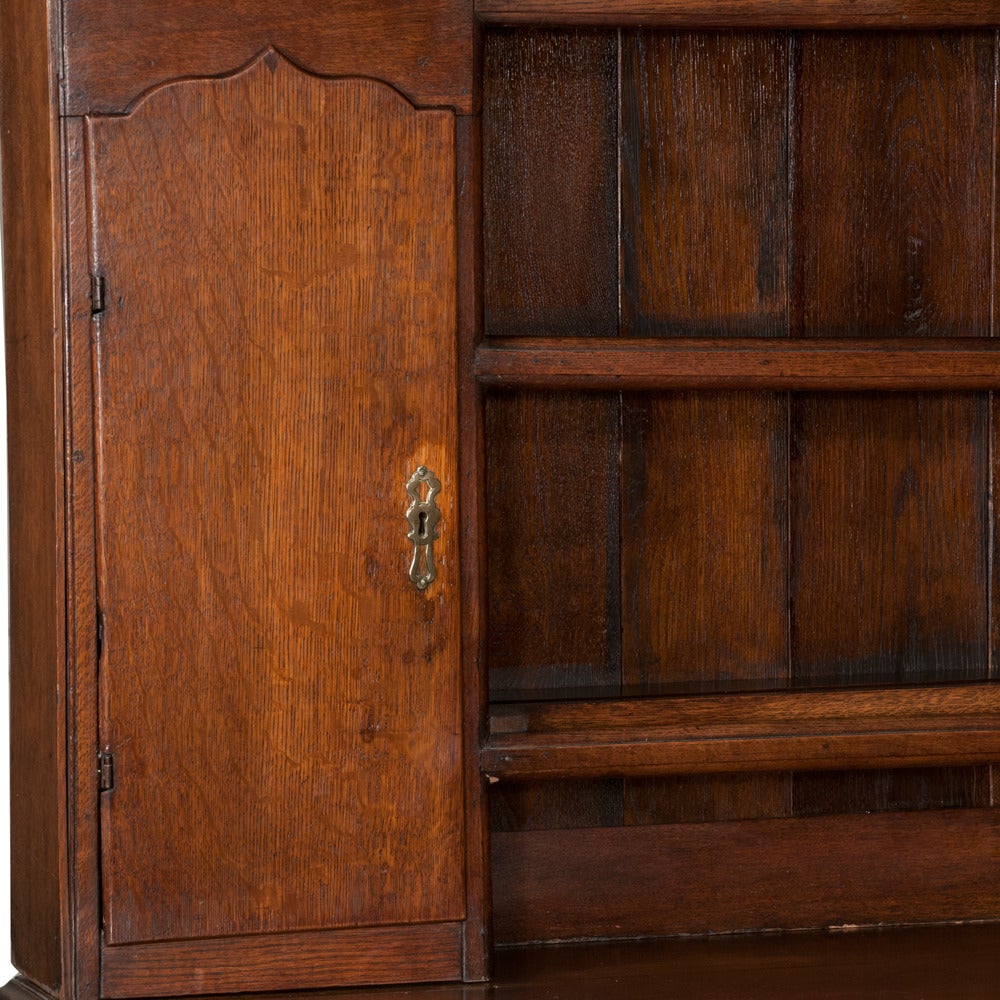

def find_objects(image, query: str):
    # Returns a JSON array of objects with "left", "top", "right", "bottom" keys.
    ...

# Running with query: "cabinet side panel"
[
  {"left": 619, "top": 31, "right": 791, "bottom": 825},
  {"left": 0, "top": 0, "right": 66, "bottom": 991},
  {"left": 90, "top": 60, "right": 464, "bottom": 949},
  {"left": 791, "top": 33, "right": 994, "bottom": 815}
]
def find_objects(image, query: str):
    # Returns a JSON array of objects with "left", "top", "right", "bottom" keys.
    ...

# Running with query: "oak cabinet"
[{"left": 2, "top": 3, "right": 1000, "bottom": 999}]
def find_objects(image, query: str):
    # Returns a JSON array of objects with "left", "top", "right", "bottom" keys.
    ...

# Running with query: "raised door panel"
[{"left": 87, "top": 53, "right": 463, "bottom": 954}]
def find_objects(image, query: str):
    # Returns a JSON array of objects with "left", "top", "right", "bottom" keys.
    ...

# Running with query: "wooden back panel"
[
  {"left": 88, "top": 54, "right": 463, "bottom": 946},
  {"left": 484, "top": 25, "right": 999, "bottom": 941}
]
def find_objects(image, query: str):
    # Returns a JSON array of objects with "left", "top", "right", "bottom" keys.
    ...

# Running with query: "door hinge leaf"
[
  {"left": 90, "top": 274, "right": 106, "bottom": 315},
  {"left": 98, "top": 751, "right": 115, "bottom": 793}
]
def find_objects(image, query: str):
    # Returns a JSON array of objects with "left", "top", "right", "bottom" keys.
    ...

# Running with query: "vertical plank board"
[
  {"left": 482, "top": 29, "right": 620, "bottom": 830},
  {"left": 64, "top": 118, "right": 102, "bottom": 1000},
  {"left": 619, "top": 31, "right": 791, "bottom": 824},
  {"left": 620, "top": 31, "right": 789, "bottom": 340},
  {"left": 483, "top": 28, "right": 618, "bottom": 339},
  {"left": 90, "top": 57, "right": 464, "bottom": 946},
  {"left": 793, "top": 33, "right": 994, "bottom": 340},
  {"left": 791, "top": 32, "right": 994, "bottom": 816},
  {"left": 485, "top": 392, "right": 620, "bottom": 696},
  {"left": 0, "top": 0, "right": 65, "bottom": 990}
]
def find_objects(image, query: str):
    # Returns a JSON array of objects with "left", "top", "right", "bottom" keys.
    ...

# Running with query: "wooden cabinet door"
[{"left": 87, "top": 51, "right": 464, "bottom": 995}]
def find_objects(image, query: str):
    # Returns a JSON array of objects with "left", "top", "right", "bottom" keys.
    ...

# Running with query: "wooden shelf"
[
  {"left": 475, "top": 338, "right": 1000, "bottom": 391},
  {"left": 482, "top": 684, "right": 1000, "bottom": 779},
  {"left": 475, "top": 0, "right": 1000, "bottom": 29}
]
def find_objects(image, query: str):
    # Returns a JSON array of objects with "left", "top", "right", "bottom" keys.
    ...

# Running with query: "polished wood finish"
[
  {"left": 789, "top": 32, "right": 994, "bottom": 819},
  {"left": 793, "top": 33, "right": 994, "bottom": 341},
  {"left": 100, "top": 924, "right": 464, "bottom": 998},
  {"left": 476, "top": 0, "right": 1000, "bottom": 28},
  {"left": 63, "top": 118, "right": 101, "bottom": 1000},
  {"left": 483, "top": 30, "right": 620, "bottom": 695},
  {"left": 88, "top": 55, "right": 463, "bottom": 951},
  {"left": 483, "top": 685, "right": 1000, "bottom": 779},
  {"left": 456, "top": 114, "right": 492, "bottom": 981},
  {"left": 618, "top": 30, "right": 790, "bottom": 826},
  {"left": 476, "top": 337, "right": 1000, "bottom": 389},
  {"left": 12, "top": 926, "right": 1000, "bottom": 1000},
  {"left": 64, "top": 0, "right": 474, "bottom": 115},
  {"left": 482, "top": 29, "right": 622, "bottom": 831},
  {"left": 0, "top": 0, "right": 66, "bottom": 992},
  {"left": 6, "top": 7, "right": 1000, "bottom": 997},
  {"left": 483, "top": 29, "right": 617, "bottom": 339},
  {"left": 492, "top": 809, "right": 1000, "bottom": 943}
]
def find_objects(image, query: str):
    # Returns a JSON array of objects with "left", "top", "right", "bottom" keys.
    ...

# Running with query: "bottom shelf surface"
[{"left": 88, "top": 923, "right": 997, "bottom": 1000}]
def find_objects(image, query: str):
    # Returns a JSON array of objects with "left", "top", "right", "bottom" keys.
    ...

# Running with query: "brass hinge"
[
  {"left": 98, "top": 751, "right": 115, "bottom": 793},
  {"left": 90, "top": 274, "right": 106, "bottom": 315}
]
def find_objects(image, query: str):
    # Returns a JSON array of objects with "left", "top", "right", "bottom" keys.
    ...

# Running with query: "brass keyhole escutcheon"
[{"left": 405, "top": 466, "right": 441, "bottom": 591}]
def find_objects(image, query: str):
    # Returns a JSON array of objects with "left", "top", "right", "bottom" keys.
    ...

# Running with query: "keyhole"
[{"left": 418, "top": 510, "right": 428, "bottom": 539}]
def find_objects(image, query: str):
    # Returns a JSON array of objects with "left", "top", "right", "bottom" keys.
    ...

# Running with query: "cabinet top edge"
[{"left": 475, "top": 0, "right": 1000, "bottom": 28}]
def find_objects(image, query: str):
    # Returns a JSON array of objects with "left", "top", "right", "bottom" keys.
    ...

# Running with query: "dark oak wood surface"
[
  {"left": 89, "top": 55, "right": 464, "bottom": 949},
  {"left": 476, "top": 337, "right": 1000, "bottom": 389},
  {"left": 100, "top": 924, "right": 464, "bottom": 998},
  {"left": 476, "top": 0, "right": 1000, "bottom": 27},
  {"left": 63, "top": 0, "right": 475, "bottom": 115},
  {"left": 481, "top": 23, "right": 1000, "bottom": 946},
  {"left": 0, "top": 0, "right": 66, "bottom": 991},
  {"left": 624, "top": 30, "right": 790, "bottom": 827},
  {"left": 457, "top": 114, "right": 492, "bottom": 981},
  {"left": 64, "top": 118, "right": 101, "bottom": 1000},
  {"left": 789, "top": 32, "right": 995, "bottom": 819},
  {"left": 484, "top": 684, "right": 1000, "bottom": 778},
  {"left": 482, "top": 31, "right": 624, "bottom": 831},
  {"left": 10, "top": 925, "right": 1000, "bottom": 1000},
  {"left": 492, "top": 809, "right": 1000, "bottom": 943}
]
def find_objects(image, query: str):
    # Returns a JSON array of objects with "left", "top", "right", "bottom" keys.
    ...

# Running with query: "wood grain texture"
[
  {"left": 476, "top": 337, "right": 1000, "bottom": 389},
  {"left": 483, "top": 28, "right": 617, "bottom": 338},
  {"left": 490, "top": 780, "right": 624, "bottom": 831},
  {"left": 793, "top": 33, "right": 994, "bottom": 340},
  {"left": 456, "top": 115, "right": 491, "bottom": 981},
  {"left": 791, "top": 395, "right": 989, "bottom": 683},
  {"left": 64, "top": 0, "right": 475, "bottom": 114},
  {"left": 69, "top": 924, "right": 1000, "bottom": 1000},
  {"left": 492, "top": 810, "right": 1000, "bottom": 944},
  {"left": 63, "top": 118, "right": 101, "bottom": 1000},
  {"left": 619, "top": 31, "right": 790, "bottom": 826},
  {"left": 621, "top": 32, "right": 788, "bottom": 339},
  {"left": 0, "top": 0, "right": 66, "bottom": 991},
  {"left": 790, "top": 32, "right": 995, "bottom": 817},
  {"left": 482, "top": 29, "right": 621, "bottom": 832},
  {"left": 100, "top": 923, "right": 464, "bottom": 998},
  {"left": 89, "top": 54, "right": 464, "bottom": 947},
  {"left": 485, "top": 392, "right": 620, "bottom": 696},
  {"left": 483, "top": 30, "right": 620, "bottom": 696},
  {"left": 483, "top": 685, "right": 1000, "bottom": 779},
  {"left": 476, "top": 0, "right": 1000, "bottom": 27}
]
